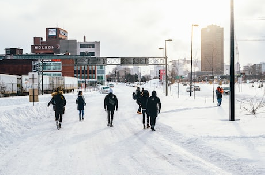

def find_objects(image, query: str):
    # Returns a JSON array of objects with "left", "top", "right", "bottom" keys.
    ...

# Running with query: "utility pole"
[{"left": 230, "top": 0, "right": 235, "bottom": 121}]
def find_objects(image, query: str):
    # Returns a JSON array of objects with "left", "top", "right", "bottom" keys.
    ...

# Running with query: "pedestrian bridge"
[{"left": 0, "top": 55, "right": 165, "bottom": 66}]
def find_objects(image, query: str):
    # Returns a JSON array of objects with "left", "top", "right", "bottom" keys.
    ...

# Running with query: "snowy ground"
[{"left": 0, "top": 80, "right": 265, "bottom": 175}]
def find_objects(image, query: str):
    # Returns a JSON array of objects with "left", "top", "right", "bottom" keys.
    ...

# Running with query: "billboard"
[
  {"left": 59, "top": 29, "right": 68, "bottom": 39},
  {"left": 48, "top": 28, "right": 57, "bottom": 36}
]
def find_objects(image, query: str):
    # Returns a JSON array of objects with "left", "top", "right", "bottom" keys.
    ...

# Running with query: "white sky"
[{"left": 0, "top": 0, "right": 265, "bottom": 67}]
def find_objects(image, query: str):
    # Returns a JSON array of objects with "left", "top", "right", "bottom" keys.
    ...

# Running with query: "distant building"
[
  {"left": 0, "top": 48, "right": 32, "bottom": 75},
  {"left": 201, "top": 25, "right": 224, "bottom": 75},
  {"left": 30, "top": 28, "right": 104, "bottom": 84},
  {"left": 5, "top": 48, "right": 23, "bottom": 55}
]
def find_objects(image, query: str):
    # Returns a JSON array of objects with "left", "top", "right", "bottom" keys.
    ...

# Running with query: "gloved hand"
[{"left": 47, "top": 103, "right": 50, "bottom": 107}]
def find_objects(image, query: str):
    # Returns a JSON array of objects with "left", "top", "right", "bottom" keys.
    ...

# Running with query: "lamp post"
[
  {"left": 230, "top": 0, "right": 235, "bottom": 121},
  {"left": 165, "top": 39, "right": 172, "bottom": 96},
  {"left": 190, "top": 24, "right": 199, "bottom": 97},
  {"left": 159, "top": 47, "right": 164, "bottom": 87}
]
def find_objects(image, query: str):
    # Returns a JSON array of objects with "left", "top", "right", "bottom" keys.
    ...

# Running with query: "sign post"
[{"left": 28, "top": 72, "right": 39, "bottom": 105}]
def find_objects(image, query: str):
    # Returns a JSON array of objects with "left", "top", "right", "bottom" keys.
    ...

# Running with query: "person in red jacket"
[{"left": 216, "top": 86, "right": 224, "bottom": 106}]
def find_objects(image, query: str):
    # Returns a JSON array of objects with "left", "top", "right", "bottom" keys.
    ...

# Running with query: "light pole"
[
  {"left": 165, "top": 39, "right": 172, "bottom": 96},
  {"left": 159, "top": 47, "right": 164, "bottom": 88},
  {"left": 230, "top": 0, "right": 235, "bottom": 121},
  {"left": 190, "top": 24, "right": 198, "bottom": 97}
]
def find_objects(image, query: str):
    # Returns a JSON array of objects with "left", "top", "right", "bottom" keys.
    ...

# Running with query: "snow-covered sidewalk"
[{"left": 0, "top": 82, "right": 265, "bottom": 175}]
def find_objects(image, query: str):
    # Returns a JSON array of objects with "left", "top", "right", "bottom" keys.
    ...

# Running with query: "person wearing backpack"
[
  {"left": 146, "top": 91, "right": 161, "bottom": 131},
  {"left": 48, "top": 88, "right": 66, "bottom": 129},
  {"left": 104, "top": 91, "right": 118, "bottom": 127},
  {"left": 76, "top": 91, "right": 86, "bottom": 121},
  {"left": 139, "top": 90, "right": 150, "bottom": 129},
  {"left": 134, "top": 87, "right": 142, "bottom": 114}
]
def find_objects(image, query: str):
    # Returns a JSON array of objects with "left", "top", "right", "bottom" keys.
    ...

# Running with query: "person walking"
[
  {"left": 136, "top": 87, "right": 142, "bottom": 114},
  {"left": 216, "top": 86, "right": 224, "bottom": 106},
  {"left": 76, "top": 91, "right": 86, "bottom": 121},
  {"left": 48, "top": 88, "right": 66, "bottom": 129},
  {"left": 104, "top": 91, "right": 118, "bottom": 127},
  {"left": 140, "top": 90, "right": 150, "bottom": 129},
  {"left": 146, "top": 91, "right": 161, "bottom": 131}
]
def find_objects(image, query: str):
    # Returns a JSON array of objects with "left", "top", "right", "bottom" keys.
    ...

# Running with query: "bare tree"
[{"left": 238, "top": 93, "right": 265, "bottom": 115}]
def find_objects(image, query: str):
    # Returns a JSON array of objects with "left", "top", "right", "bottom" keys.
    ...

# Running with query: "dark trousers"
[
  {"left": 138, "top": 104, "right": 141, "bottom": 112},
  {"left": 79, "top": 110, "right": 84, "bottom": 119},
  {"left": 55, "top": 111, "right": 63, "bottom": 123},
  {"left": 107, "top": 110, "right": 114, "bottom": 124},
  {"left": 217, "top": 98, "right": 222, "bottom": 106},
  {"left": 150, "top": 115, "right": 157, "bottom": 127},
  {"left": 142, "top": 109, "right": 149, "bottom": 125}
]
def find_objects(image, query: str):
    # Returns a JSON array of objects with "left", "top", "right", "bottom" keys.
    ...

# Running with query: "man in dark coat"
[
  {"left": 139, "top": 90, "right": 150, "bottom": 129},
  {"left": 146, "top": 91, "right": 161, "bottom": 131},
  {"left": 48, "top": 88, "right": 66, "bottom": 128},
  {"left": 135, "top": 87, "right": 142, "bottom": 114},
  {"left": 76, "top": 91, "right": 86, "bottom": 121},
  {"left": 104, "top": 92, "right": 118, "bottom": 127}
]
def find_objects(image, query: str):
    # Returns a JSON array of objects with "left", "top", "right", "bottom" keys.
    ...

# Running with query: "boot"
[{"left": 147, "top": 124, "right": 150, "bottom": 128}]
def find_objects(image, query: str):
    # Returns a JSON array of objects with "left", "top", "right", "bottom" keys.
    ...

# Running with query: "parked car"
[
  {"left": 194, "top": 85, "right": 200, "bottom": 91},
  {"left": 186, "top": 86, "right": 194, "bottom": 92},
  {"left": 100, "top": 86, "right": 111, "bottom": 94},
  {"left": 223, "top": 87, "right": 230, "bottom": 95},
  {"left": 108, "top": 83, "right": 114, "bottom": 87}
]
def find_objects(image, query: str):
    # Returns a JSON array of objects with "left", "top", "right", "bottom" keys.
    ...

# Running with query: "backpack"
[
  {"left": 108, "top": 97, "right": 116, "bottom": 106},
  {"left": 132, "top": 92, "right": 137, "bottom": 100}
]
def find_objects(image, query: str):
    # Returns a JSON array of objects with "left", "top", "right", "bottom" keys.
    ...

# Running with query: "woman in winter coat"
[
  {"left": 76, "top": 91, "right": 86, "bottom": 121},
  {"left": 48, "top": 88, "right": 66, "bottom": 128}
]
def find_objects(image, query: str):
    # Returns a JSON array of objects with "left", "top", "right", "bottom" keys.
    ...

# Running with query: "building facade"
[
  {"left": 201, "top": 25, "right": 224, "bottom": 75},
  {"left": 30, "top": 28, "right": 104, "bottom": 84}
]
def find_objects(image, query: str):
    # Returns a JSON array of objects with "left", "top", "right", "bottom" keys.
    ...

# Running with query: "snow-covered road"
[{"left": 0, "top": 82, "right": 264, "bottom": 175}]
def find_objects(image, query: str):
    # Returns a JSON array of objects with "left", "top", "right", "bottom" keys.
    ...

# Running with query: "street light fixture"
[
  {"left": 190, "top": 24, "right": 199, "bottom": 97},
  {"left": 165, "top": 39, "right": 172, "bottom": 96}
]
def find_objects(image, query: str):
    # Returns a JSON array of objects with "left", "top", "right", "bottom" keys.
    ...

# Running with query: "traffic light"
[{"left": 159, "top": 70, "right": 162, "bottom": 80}]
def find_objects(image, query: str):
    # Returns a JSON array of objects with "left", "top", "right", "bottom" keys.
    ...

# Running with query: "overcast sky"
[{"left": 0, "top": 0, "right": 264, "bottom": 67}]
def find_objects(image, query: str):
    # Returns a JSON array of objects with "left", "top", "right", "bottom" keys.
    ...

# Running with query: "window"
[
  {"left": 41, "top": 62, "right": 62, "bottom": 71},
  {"left": 80, "top": 52, "right": 95, "bottom": 56},
  {"left": 97, "top": 70, "right": 105, "bottom": 74},
  {"left": 80, "top": 44, "right": 95, "bottom": 48},
  {"left": 97, "top": 75, "right": 104, "bottom": 80}
]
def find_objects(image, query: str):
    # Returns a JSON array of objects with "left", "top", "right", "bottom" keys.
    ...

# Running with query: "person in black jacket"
[
  {"left": 48, "top": 88, "right": 66, "bottom": 128},
  {"left": 76, "top": 91, "right": 86, "bottom": 121},
  {"left": 135, "top": 87, "right": 142, "bottom": 114},
  {"left": 104, "top": 92, "right": 118, "bottom": 127},
  {"left": 146, "top": 91, "right": 161, "bottom": 131},
  {"left": 140, "top": 90, "right": 150, "bottom": 129}
]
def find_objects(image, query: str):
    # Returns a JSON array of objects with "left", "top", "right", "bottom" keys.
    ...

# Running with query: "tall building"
[{"left": 201, "top": 25, "right": 224, "bottom": 75}]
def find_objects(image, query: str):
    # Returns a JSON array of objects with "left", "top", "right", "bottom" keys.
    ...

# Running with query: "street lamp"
[
  {"left": 190, "top": 24, "right": 199, "bottom": 97},
  {"left": 159, "top": 47, "right": 164, "bottom": 83},
  {"left": 165, "top": 39, "right": 172, "bottom": 96}
]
